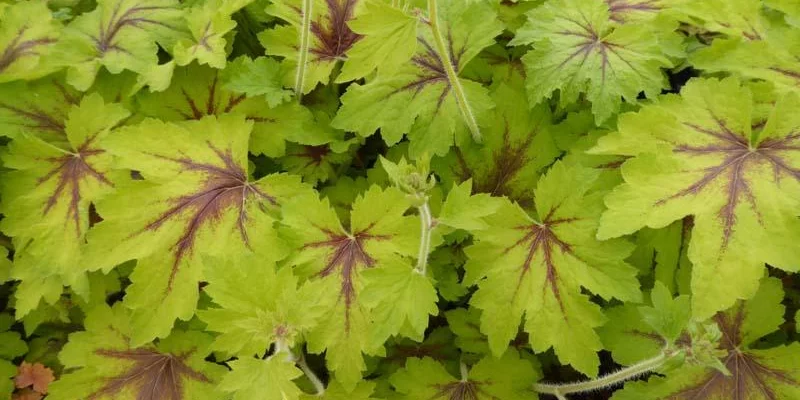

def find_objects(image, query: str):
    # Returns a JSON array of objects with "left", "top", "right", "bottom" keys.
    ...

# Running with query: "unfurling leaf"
[{"left": 14, "top": 362, "right": 54, "bottom": 394}]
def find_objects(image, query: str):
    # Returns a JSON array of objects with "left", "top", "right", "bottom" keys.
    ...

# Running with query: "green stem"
[
  {"left": 296, "top": 352, "right": 326, "bottom": 396},
  {"left": 534, "top": 352, "right": 668, "bottom": 399},
  {"left": 295, "top": 0, "right": 313, "bottom": 100},
  {"left": 426, "top": 0, "right": 482, "bottom": 143},
  {"left": 414, "top": 201, "right": 433, "bottom": 275}
]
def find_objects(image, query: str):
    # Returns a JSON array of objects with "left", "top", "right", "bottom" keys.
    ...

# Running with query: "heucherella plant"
[{"left": 1, "top": 0, "right": 799, "bottom": 399}]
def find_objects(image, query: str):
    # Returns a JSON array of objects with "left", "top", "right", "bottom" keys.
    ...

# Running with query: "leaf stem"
[
  {"left": 414, "top": 200, "right": 433, "bottom": 275},
  {"left": 295, "top": 0, "right": 313, "bottom": 100},
  {"left": 296, "top": 352, "right": 326, "bottom": 396},
  {"left": 534, "top": 351, "right": 669, "bottom": 398},
  {"left": 426, "top": 0, "right": 482, "bottom": 143}
]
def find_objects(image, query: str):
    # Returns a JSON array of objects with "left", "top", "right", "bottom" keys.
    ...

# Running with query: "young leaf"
[
  {"left": 611, "top": 277, "right": 800, "bottom": 400},
  {"left": 173, "top": 0, "right": 253, "bottom": 68},
  {"left": 511, "top": 0, "right": 680, "bottom": 123},
  {"left": 389, "top": 351, "right": 540, "bottom": 400},
  {"left": 137, "top": 65, "right": 314, "bottom": 157},
  {"left": 437, "top": 180, "right": 503, "bottom": 231},
  {"left": 336, "top": 0, "right": 418, "bottom": 82},
  {"left": 199, "top": 254, "right": 325, "bottom": 357},
  {"left": 52, "top": 0, "right": 185, "bottom": 91},
  {"left": 0, "top": 1, "right": 60, "bottom": 83},
  {"left": 84, "top": 115, "right": 309, "bottom": 344},
  {"left": 218, "top": 356, "right": 304, "bottom": 400},
  {"left": 48, "top": 305, "right": 226, "bottom": 400},
  {"left": 464, "top": 162, "right": 641, "bottom": 375},
  {"left": 0, "top": 94, "right": 130, "bottom": 316},
  {"left": 331, "top": 0, "right": 503, "bottom": 157},
  {"left": 433, "top": 84, "right": 560, "bottom": 210},
  {"left": 261, "top": 0, "right": 365, "bottom": 94},
  {"left": 221, "top": 56, "right": 294, "bottom": 107},
  {"left": 593, "top": 78, "right": 800, "bottom": 320},
  {"left": 280, "top": 187, "right": 419, "bottom": 388}
]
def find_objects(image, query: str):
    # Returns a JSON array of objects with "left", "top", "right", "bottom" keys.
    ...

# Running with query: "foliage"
[{"left": 0, "top": 0, "right": 799, "bottom": 399}]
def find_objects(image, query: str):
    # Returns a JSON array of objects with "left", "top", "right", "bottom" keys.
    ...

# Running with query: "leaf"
[
  {"left": 464, "top": 162, "right": 641, "bottom": 375},
  {"left": 593, "top": 77, "right": 800, "bottom": 320},
  {"left": 438, "top": 180, "right": 504, "bottom": 231},
  {"left": 0, "top": 94, "right": 130, "bottom": 316},
  {"left": 279, "top": 143, "right": 355, "bottom": 184},
  {"left": 611, "top": 277, "right": 800, "bottom": 400},
  {"left": 14, "top": 362, "right": 54, "bottom": 394},
  {"left": 605, "top": 0, "right": 684, "bottom": 24},
  {"left": 261, "top": 0, "right": 365, "bottom": 93},
  {"left": 84, "top": 115, "right": 308, "bottom": 344},
  {"left": 173, "top": 0, "right": 253, "bottom": 68},
  {"left": 511, "top": 0, "right": 680, "bottom": 123},
  {"left": 336, "top": 0, "right": 418, "bottom": 82},
  {"left": 199, "top": 254, "right": 325, "bottom": 357},
  {"left": 221, "top": 56, "right": 294, "bottom": 107},
  {"left": 433, "top": 84, "right": 560, "bottom": 210},
  {"left": 48, "top": 305, "right": 226, "bottom": 400},
  {"left": 280, "top": 187, "right": 418, "bottom": 388},
  {"left": 0, "top": 77, "right": 83, "bottom": 144},
  {"left": 218, "top": 356, "right": 304, "bottom": 400},
  {"left": 331, "top": 0, "right": 503, "bottom": 157},
  {"left": 12, "top": 388, "right": 43, "bottom": 400},
  {"left": 690, "top": 27, "right": 800, "bottom": 99},
  {"left": 52, "top": 0, "right": 186, "bottom": 91},
  {"left": 0, "top": 1, "right": 60, "bottom": 83},
  {"left": 389, "top": 350, "right": 540, "bottom": 400},
  {"left": 137, "top": 64, "right": 315, "bottom": 157}
]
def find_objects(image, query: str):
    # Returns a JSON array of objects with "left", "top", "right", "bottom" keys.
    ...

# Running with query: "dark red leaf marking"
[
  {"left": 504, "top": 209, "right": 579, "bottom": 317},
  {"left": 453, "top": 118, "right": 545, "bottom": 208},
  {"left": 0, "top": 81, "right": 79, "bottom": 138},
  {"left": 0, "top": 26, "right": 57, "bottom": 74},
  {"left": 89, "top": 348, "right": 210, "bottom": 400},
  {"left": 91, "top": 2, "right": 179, "bottom": 55},
  {"left": 288, "top": 145, "right": 330, "bottom": 167},
  {"left": 653, "top": 117, "right": 800, "bottom": 251},
  {"left": 37, "top": 135, "right": 113, "bottom": 237},
  {"left": 304, "top": 226, "right": 387, "bottom": 331},
  {"left": 134, "top": 142, "right": 274, "bottom": 293},
  {"left": 768, "top": 67, "right": 800, "bottom": 87},
  {"left": 171, "top": 72, "right": 248, "bottom": 120},
  {"left": 309, "top": 0, "right": 362, "bottom": 61},
  {"left": 605, "top": 0, "right": 661, "bottom": 23},
  {"left": 663, "top": 306, "right": 799, "bottom": 400},
  {"left": 430, "top": 378, "right": 496, "bottom": 400}
]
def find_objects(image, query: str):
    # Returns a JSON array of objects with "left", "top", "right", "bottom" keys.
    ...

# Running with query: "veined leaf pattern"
[
  {"left": 594, "top": 78, "right": 800, "bottom": 320},
  {"left": 84, "top": 115, "right": 309, "bottom": 344},
  {"left": 0, "top": 1, "right": 60, "bottom": 82}
]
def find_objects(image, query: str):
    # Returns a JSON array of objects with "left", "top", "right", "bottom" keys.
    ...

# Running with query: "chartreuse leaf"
[
  {"left": 437, "top": 180, "right": 503, "bottom": 231},
  {"left": 332, "top": 0, "right": 503, "bottom": 157},
  {"left": 173, "top": 0, "right": 253, "bottom": 68},
  {"left": 679, "top": 0, "right": 769, "bottom": 39},
  {"left": 260, "top": 0, "right": 365, "bottom": 94},
  {"left": 336, "top": 0, "right": 418, "bottom": 82},
  {"left": 390, "top": 350, "right": 540, "bottom": 400},
  {"left": 48, "top": 304, "right": 226, "bottom": 400},
  {"left": 199, "top": 253, "right": 325, "bottom": 357},
  {"left": 137, "top": 65, "right": 316, "bottom": 157},
  {"left": 1, "top": 94, "right": 130, "bottom": 317},
  {"left": 0, "top": 76, "right": 82, "bottom": 144},
  {"left": 219, "top": 356, "right": 304, "bottom": 400},
  {"left": 511, "top": 0, "right": 680, "bottom": 124},
  {"left": 0, "top": 248, "right": 10, "bottom": 283},
  {"left": 221, "top": 56, "right": 294, "bottom": 107},
  {"left": 0, "top": 1, "right": 60, "bottom": 83},
  {"left": 305, "top": 380, "right": 376, "bottom": 400},
  {"left": 605, "top": 0, "right": 685, "bottom": 24},
  {"left": 593, "top": 78, "right": 800, "bottom": 320},
  {"left": 609, "top": 277, "right": 800, "bottom": 399},
  {"left": 84, "top": 115, "right": 309, "bottom": 345},
  {"left": 433, "top": 83, "right": 560, "bottom": 210},
  {"left": 280, "top": 187, "right": 420, "bottom": 389},
  {"left": 464, "top": 161, "right": 641, "bottom": 376},
  {"left": 52, "top": 0, "right": 186, "bottom": 91}
]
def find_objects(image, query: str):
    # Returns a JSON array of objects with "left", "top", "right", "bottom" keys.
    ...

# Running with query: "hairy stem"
[
  {"left": 426, "top": 0, "right": 482, "bottom": 143},
  {"left": 414, "top": 201, "right": 433, "bottom": 275},
  {"left": 295, "top": 0, "right": 313, "bottom": 100},
  {"left": 535, "top": 352, "right": 669, "bottom": 398},
  {"left": 296, "top": 352, "right": 326, "bottom": 396}
]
